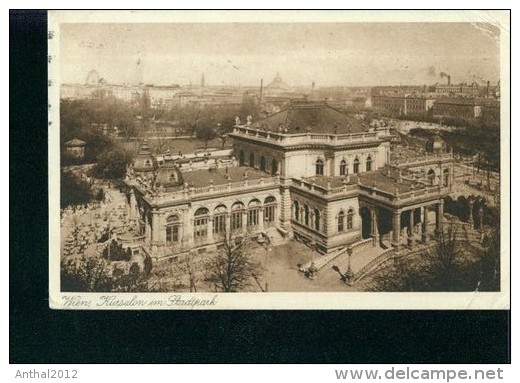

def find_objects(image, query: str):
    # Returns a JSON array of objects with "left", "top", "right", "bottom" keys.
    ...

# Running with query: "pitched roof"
[
  {"left": 163, "top": 166, "right": 273, "bottom": 192},
  {"left": 64, "top": 138, "right": 86, "bottom": 147},
  {"left": 252, "top": 101, "right": 366, "bottom": 134}
]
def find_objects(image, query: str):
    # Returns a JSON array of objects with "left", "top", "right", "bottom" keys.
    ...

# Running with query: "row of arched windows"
[
  {"left": 165, "top": 196, "right": 277, "bottom": 245},
  {"left": 238, "top": 149, "right": 278, "bottom": 175},
  {"left": 292, "top": 200, "right": 322, "bottom": 232},
  {"left": 337, "top": 209, "right": 355, "bottom": 233},
  {"left": 315, "top": 156, "right": 373, "bottom": 176},
  {"left": 427, "top": 168, "right": 450, "bottom": 187}
]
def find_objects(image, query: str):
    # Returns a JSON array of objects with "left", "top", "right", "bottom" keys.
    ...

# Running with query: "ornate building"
[{"left": 123, "top": 101, "right": 453, "bottom": 259}]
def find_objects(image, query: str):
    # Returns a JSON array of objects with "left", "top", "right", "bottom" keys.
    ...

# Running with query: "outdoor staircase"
[
  {"left": 268, "top": 227, "right": 286, "bottom": 247},
  {"left": 301, "top": 246, "right": 350, "bottom": 272},
  {"left": 352, "top": 248, "right": 395, "bottom": 283}
]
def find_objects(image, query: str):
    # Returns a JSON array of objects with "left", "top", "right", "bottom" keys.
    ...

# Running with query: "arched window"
[
  {"left": 264, "top": 196, "right": 277, "bottom": 226},
  {"left": 304, "top": 205, "right": 310, "bottom": 226},
  {"left": 340, "top": 160, "right": 348, "bottom": 176},
  {"left": 443, "top": 168, "right": 450, "bottom": 187},
  {"left": 337, "top": 210, "right": 345, "bottom": 233},
  {"left": 213, "top": 205, "right": 227, "bottom": 236},
  {"left": 260, "top": 156, "right": 266, "bottom": 172},
  {"left": 249, "top": 153, "right": 255, "bottom": 168},
  {"left": 239, "top": 150, "right": 245, "bottom": 166},
  {"left": 314, "top": 208, "right": 321, "bottom": 232},
  {"left": 231, "top": 202, "right": 244, "bottom": 231},
  {"left": 193, "top": 208, "right": 209, "bottom": 244},
  {"left": 366, "top": 155, "right": 372, "bottom": 172},
  {"left": 315, "top": 158, "right": 324, "bottom": 175},
  {"left": 293, "top": 200, "right": 300, "bottom": 221},
  {"left": 427, "top": 169, "right": 436, "bottom": 185},
  {"left": 247, "top": 199, "right": 261, "bottom": 227},
  {"left": 347, "top": 208, "right": 354, "bottom": 230},
  {"left": 166, "top": 214, "right": 180, "bottom": 244},
  {"left": 271, "top": 159, "right": 278, "bottom": 175},
  {"left": 353, "top": 157, "right": 360, "bottom": 174}
]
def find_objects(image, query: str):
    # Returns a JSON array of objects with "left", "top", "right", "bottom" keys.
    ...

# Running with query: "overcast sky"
[{"left": 60, "top": 22, "right": 500, "bottom": 87}]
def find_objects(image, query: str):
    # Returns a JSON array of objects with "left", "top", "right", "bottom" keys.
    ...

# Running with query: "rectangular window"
[
  {"left": 166, "top": 225, "right": 179, "bottom": 243},
  {"left": 265, "top": 205, "right": 275, "bottom": 225},
  {"left": 213, "top": 214, "right": 226, "bottom": 235},
  {"left": 194, "top": 218, "right": 208, "bottom": 244},
  {"left": 338, "top": 219, "right": 344, "bottom": 233},
  {"left": 248, "top": 209, "right": 259, "bottom": 227},
  {"left": 231, "top": 212, "right": 243, "bottom": 231},
  {"left": 347, "top": 215, "right": 353, "bottom": 230}
]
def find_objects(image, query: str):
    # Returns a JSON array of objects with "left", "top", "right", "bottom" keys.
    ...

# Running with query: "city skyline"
[{"left": 60, "top": 22, "right": 500, "bottom": 87}]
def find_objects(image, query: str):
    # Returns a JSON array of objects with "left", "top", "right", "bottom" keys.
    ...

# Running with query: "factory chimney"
[
  {"left": 259, "top": 78, "right": 264, "bottom": 104},
  {"left": 447, "top": 75, "right": 451, "bottom": 86}
]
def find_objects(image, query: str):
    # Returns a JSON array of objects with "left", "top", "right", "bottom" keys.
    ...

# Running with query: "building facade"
[
  {"left": 371, "top": 94, "right": 434, "bottom": 118},
  {"left": 123, "top": 102, "right": 453, "bottom": 259}
]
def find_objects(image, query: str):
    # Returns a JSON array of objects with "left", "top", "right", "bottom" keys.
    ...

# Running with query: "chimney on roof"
[{"left": 260, "top": 78, "right": 263, "bottom": 104}]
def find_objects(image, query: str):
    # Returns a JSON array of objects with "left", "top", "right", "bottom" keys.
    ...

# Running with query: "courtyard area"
[{"left": 251, "top": 241, "right": 363, "bottom": 292}]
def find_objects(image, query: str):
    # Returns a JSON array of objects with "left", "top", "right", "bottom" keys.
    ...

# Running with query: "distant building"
[
  {"left": 432, "top": 98, "right": 483, "bottom": 120},
  {"left": 371, "top": 94, "right": 434, "bottom": 117},
  {"left": 426, "top": 134, "right": 448, "bottom": 154},
  {"left": 85, "top": 70, "right": 101, "bottom": 86},
  {"left": 64, "top": 138, "right": 86, "bottom": 159},
  {"left": 434, "top": 82, "right": 485, "bottom": 97},
  {"left": 265, "top": 72, "right": 291, "bottom": 93}
]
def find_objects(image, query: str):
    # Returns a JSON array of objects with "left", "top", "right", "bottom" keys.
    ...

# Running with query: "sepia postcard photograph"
[{"left": 48, "top": 10, "right": 510, "bottom": 310}]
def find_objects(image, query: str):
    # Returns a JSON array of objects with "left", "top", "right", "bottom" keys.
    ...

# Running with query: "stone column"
[
  {"left": 184, "top": 216, "right": 193, "bottom": 248},
  {"left": 151, "top": 210, "right": 160, "bottom": 244},
  {"left": 178, "top": 218, "right": 184, "bottom": 249},
  {"left": 258, "top": 207, "right": 265, "bottom": 232},
  {"left": 392, "top": 211, "right": 401, "bottom": 250},
  {"left": 279, "top": 184, "right": 293, "bottom": 236},
  {"left": 207, "top": 215, "right": 214, "bottom": 244},
  {"left": 408, "top": 209, "right": 415, "bottom": 246},
  {"left": 128, "top": 189, "right": 136, "bottom": 220},
  {"left": 144, "top": 212, "right": 151, "bottom": 244},
  {"left": 435, "top": 200, "right": 444, "bottom": 237},
  {"left": 468, "top": 199, "right": 474, "bottom": 229},
  {"left": 371, "top": 207, "right": 379, "bottom": 247},
  {"left": 225, "top": 214, "right": 231, "bottom": 239},
  {"left": 422, "top": 206, "right": 429, "bottom": 242},
  {"left": 243, "top": 210, "right": 248, "bottom": 234}
]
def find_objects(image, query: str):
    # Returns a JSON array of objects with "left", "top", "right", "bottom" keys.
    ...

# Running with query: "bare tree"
[
  {"left": 366, "top": 225, "right": 481, "bottom": 292},
  {"left": 204, "top": 230, "right": 263, "bottom": 292}
]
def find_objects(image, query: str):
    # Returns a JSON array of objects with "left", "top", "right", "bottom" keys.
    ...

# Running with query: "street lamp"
[{"left": 344, "top": 248, "right": 354, "bottom": 284}]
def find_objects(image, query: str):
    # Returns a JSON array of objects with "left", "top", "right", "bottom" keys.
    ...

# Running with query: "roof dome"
[
  {"left": 64, "top": 138, "right": 86, "bottom": 147},
  {"left": 426, "top": 133, "right": 447, "bottom": 153},
  {"left": 85, "top": 70, "right": 101, "bottom": 86},
  {"left": 155, "top": 165, "right": 184, "bottom": 188},
  {"left": 133, "top": 140, "right": 157, "bottom": 172},
  {"left": 266, "top": 72, "right": 290, "bottom": 91}
]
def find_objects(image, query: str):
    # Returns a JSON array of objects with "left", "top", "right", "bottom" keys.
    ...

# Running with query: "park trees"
[
  {"left": 195, "top": 126, "right": 218, "bottom": 149},
  {"left": 61, "top": 254, "right": 153, "bottom": 293},
  {"left": 91, "top": 145, "right": 133, "bottom": 179},
  {"left": 204, "top": 231, "right": 263, "bottom": 292},
  {"left": 60, "top": 170, "right": 92, "bottom": 209},
  {"left": 366, "top": 226, "right": 491, "bottom": 292}
]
